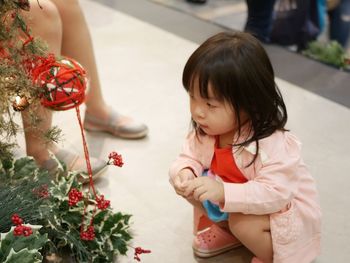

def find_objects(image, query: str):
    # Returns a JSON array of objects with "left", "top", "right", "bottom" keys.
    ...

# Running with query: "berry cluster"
[
  {"left": 107, "top": 151, "right": 124, "bottom": 167},
  {"left": 133, "top": 247, "right": 151, "bottom": 261},
  {"left": 11, "top": 214, "right": 32, "bottom": 237},
  {"left": 80, "top": 226, "right": 95, "bottom": 241},
  {"left": 14, "top": 225, "right": 33, "bottom": 236},
  {"left": 96, "top": 195, "right": 110, "bottom": 210},
  {"left": 68, "top": 188, "right": 83, "bottom": 206}
]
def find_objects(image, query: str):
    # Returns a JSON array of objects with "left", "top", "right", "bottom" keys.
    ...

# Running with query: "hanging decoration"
[
  {"left": 12, "top": 94, "right": 30, "bottom": 111},
  {"left": 31, "top": 53, "right": 104, "bottom": 240},
  {"left": 32, "top": 55, "right": 87, "bottom": 111}
]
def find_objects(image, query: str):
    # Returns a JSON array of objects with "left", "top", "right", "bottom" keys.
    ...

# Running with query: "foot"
[
  {"left": 84, "top": 108, "right": 148, "bottom": 139},
  {"left": 192, "top": 224, "right": 242, "bottom": 258}
]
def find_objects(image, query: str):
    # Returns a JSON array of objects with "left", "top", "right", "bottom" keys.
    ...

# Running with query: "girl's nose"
[{"left": 193, "top": 105, "right": 205, "bottom": 119}]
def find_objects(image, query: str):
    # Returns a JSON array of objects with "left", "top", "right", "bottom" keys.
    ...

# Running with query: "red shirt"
[{"left": 210, "top": 139, "right": 247, "bottom": 183}]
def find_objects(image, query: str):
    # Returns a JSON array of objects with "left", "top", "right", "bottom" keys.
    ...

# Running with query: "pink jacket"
[{"left": 169, "top": 130, "right": 321, "bottom": 263}]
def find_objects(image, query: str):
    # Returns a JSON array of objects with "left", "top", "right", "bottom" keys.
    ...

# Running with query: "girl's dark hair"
[{"left": 182, "top": 31, "right": 288, "bottom": 165}]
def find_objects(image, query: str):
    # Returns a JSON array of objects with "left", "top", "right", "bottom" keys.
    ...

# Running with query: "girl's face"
[{"left": 189, "top": 82, "right": 239, "bottom": 144}]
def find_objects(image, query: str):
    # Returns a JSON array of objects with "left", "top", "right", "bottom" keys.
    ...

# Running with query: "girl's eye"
[{"left": 207, "top": 102, "right": 216, "bottom": 108}]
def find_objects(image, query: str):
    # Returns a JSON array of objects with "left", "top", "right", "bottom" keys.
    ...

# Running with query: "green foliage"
[
  {"left": 0, "top": 157, "right": 51, "bottom": 233},
  {"left": 46, "top": 172, "right": 132, "bottom": 262},
  {"left": 303, "top": 40, "right": 350, "bottom": 69},
  {"left": 0, "top": 157, "right": 133, "bottom": 263},
  {"left": 0, "top": 225, "right": 48, "bottom": 263}
]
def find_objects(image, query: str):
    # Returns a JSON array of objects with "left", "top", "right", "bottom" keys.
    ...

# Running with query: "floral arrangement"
[{"left": 0, "top": 156, "right": 135, "bottom": 262}]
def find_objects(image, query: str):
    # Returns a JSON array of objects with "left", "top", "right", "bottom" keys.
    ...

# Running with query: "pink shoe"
[
  {"left": 251, "top": 257, "right": 264, "bottom": 263},
  {"left": 192, "top": 224, "right": 242, "bottom": 258}
]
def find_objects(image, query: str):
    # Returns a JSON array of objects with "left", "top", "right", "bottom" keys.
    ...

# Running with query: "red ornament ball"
[{"left": 33, "top": 57, "right": 88, "bottom": 111}]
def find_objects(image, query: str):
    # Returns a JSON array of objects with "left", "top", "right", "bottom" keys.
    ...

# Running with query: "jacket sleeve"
[
  {"left": 169, "top": 131, "right": 214, "bottom": 185},
  {"left": 221, "top": 132, "right": 302, "bottom": 215}
]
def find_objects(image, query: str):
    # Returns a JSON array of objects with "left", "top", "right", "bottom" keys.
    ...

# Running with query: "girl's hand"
[
  {"left": 183, "top": 176, "right": 225, "bottom": 203},
  {"left": 172, "top": 168, "right": 195, "bottom": 197}
]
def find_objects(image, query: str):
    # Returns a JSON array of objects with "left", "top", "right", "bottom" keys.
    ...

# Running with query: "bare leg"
[
  {"left": 48, "top": 0, "right": 148, "bottom": 140},
  {"left": 20, "top": 0, "right": 108, "bottom": 176},
  {"left": 228, "top": 213, "right": 273, "bottom": 263},
  {"left": 22, "top": 0, "right": 62, "bottom": 164},
  {"left": 49, "top": 0, "right": 108, "bottom": 118}
]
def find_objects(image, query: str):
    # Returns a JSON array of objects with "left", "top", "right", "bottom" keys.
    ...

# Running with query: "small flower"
[
  {"left": 133, "top": 246, "right": 151, "bottom": 261},
  {"left": 107, "top": 151, "right": 124, "bottom": 167},
  {"left": 96, "top": 195, "right": 110, "bottom": 210},
  {"left": 68, "top": 188, "right": 83, "bottom": 206}
]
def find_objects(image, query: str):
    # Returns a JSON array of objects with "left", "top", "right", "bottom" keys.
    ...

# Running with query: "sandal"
[
  {"left": 42, "top": 149, "right": 108, "bottom": 183},
  {"left": 192, "top": 224, "right": 242, "bottom": 258},
  {"left": 83, "top": 110, "right": 148, "bottom": 139}
]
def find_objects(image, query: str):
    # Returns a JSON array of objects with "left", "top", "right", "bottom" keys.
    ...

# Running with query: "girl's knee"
[
  {"left": 228, "top": 212, "right": 247, "bottom": 235},
  {"left": 228, "top": 213, "right": 271, "bottom": 235}
]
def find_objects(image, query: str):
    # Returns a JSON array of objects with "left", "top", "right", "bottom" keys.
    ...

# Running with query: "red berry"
[
  {"left": 80, "top": 226, "right": 95, "bottom": 241},
  {"left": 96, "top": 195, "right": 110, "bottom": 210},
  {"left": 14, "top": 225, "right": 24, "bottom": 236},
  {"left": 68, "top": 188, "right": 83, "bottom": 206},
  {"left": 11, "top": 214, "right": 23, "bottom": 226},
  {"left": 107, "top": 152, "right": 124, "bottom": 167},
  {"left": 22, "top": 226, "right": 33, "bottom": 236}
]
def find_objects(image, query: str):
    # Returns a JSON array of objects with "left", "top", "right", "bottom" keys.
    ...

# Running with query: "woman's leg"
[
  {"left": 244, "top": 0, "right": 276, "bottom": 42},
  {"left": 49, "top": 0, "right": 148, "bottom": 139},
  {"left": 49, "top": 0, "right": 106, "bottom": 115},
  {"left": 328, "top": 0, "right": 350, "bottom": 48},
  {"left": 21, "top": 0, "right": 62, "bottom": 164},
  {"left": 228, "top": 213, "right": 273, "bottom": 263}
]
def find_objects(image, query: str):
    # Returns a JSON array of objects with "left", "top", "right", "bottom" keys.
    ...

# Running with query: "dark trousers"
[
  {"left": 329, "top": 0, "right": 350, "bottom": 47},
  {"left": 244, "top": 0, "right": 277, "bottom": 42}
]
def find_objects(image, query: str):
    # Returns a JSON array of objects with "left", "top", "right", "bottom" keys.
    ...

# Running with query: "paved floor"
[{"left": 17, "top": 0, "right": 350, "bottom": 262}]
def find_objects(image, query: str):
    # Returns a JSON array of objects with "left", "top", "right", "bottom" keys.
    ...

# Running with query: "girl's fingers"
[
  {"left": 174, "top": 188, "right": 184, "bottom": 195},
  {"left": 197, "top": 191, "right": 209, "bottom": 202},
  {"left": 183, "top": 180, "right": 198, "bottom": 197},
  {"left": 193, "top": 185, "right": 206, "bottom": 201},
  {"left": 174, "top": 176, "right": 186, "bottom": 190}
]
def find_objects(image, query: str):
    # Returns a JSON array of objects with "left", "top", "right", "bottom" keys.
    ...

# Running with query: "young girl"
[{"left": 169, "top": 32, "right": 321, "bottom": 263}]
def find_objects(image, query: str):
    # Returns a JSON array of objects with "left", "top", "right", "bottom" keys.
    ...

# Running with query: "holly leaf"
[
  {"left": 3, "top": 248, "right": 42, "bottom": 263},
  {"left": 93, "top": 210, "right": 108, "bottom": 226},
  {"left": 13, "top": 157, "right": 37, "bottom": 180},
  {"left": 110, "top": 235, "right": 128, "bottom": 255},
  {"left": 0, "top": 225, "right": 47, "bottom": 261},
  {"left": 62, "top": 211, "right": 83, "bottom": 226}
]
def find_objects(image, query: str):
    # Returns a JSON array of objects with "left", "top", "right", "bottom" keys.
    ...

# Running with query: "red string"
[
  {"left": 34, "top": 57, "right": 86, "bottom": 110},
  {"left": 75, "top": 107, "right": 97, "bottom": 195},
  {"left": 75, "top": 106, "right": 99, "bottom": 232}
]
